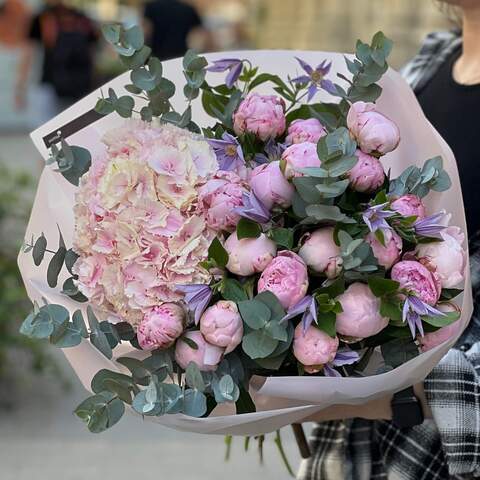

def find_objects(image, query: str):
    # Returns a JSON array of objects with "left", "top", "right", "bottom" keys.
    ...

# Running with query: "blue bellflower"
[
  {"left": 323, "top": 348, "right": 360, "bottom": 377},
  {"left": 206, "top": 58, "right": 243, "bottom": 88},
  {"left": 175, "top": 284, "right": 212, "bottom": 325},
  {"left": 292, "top": 57, "right": 337, "bottom": 100},
  {"left": 362, "top": 202, "right": 395, "bottom": 233},
  {"left": 208, "top": 133, "right": 245, "bottom": 171}
]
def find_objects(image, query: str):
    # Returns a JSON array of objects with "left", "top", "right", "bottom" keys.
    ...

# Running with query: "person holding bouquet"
[{"left": 299, "top": 1, "right": 480, "bottom": 479}]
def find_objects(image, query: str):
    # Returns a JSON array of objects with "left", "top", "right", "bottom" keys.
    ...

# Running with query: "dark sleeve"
[
  {"left": 424, "top": 344, "right": 480, "bottom": 477},
  {"left": 143, "top": 2, "right": 155, "bottom": 22},
  {"left": 28, "top": 14, "right": 41, "bottom": 41},
  {"left": 188, "top": 5, "right": 202, "bottom": 29}
]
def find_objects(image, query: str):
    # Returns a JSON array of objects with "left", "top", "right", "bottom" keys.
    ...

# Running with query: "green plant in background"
[{"left": 0, "top": 163, "right": 61, "bottom": 399}]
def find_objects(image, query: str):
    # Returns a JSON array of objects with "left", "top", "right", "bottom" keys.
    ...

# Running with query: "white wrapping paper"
[{"left": 19, "top": 50, "right": 473, "bottom": 436}]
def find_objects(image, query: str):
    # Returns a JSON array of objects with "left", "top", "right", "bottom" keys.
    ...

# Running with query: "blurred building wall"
[{"left": 248, "top": 0, "right": 451, "bottom": 68}]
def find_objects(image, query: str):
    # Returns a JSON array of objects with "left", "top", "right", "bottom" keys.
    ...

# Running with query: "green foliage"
[
  {"left": 236, "top": 218, "right": 262, "bottom": 240},
  {"left": 334, "top": 31, "right": 393, "bottom": 104},
  {"left": 208, "top": 237, "right": 229, "bottom": 268},
  {"left": 381, "top": 337, "right": 419, "bottom": 369},
  {"left": 389, "top": 156, "right": 452, "bottom": 198},
  {"left": 0, "top": 164, "right": 61, "bottom": 385},
  {"left": 47, "top": 140, "right": 91, "bottom": 186},
  {"left": 239, "top": 292, "right": 291, "bottom": 360}
]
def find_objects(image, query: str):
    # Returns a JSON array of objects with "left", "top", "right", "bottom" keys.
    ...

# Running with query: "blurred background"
[{"left": 0, "top": 1, "right": 450, "bottom": 479}]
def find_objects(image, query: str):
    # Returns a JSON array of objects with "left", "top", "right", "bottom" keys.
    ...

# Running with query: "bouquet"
[{"left": 19, "top": 24, "right": 472, "bottom": 439}]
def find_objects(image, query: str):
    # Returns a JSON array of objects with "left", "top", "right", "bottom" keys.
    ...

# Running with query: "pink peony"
[
  {"left": 174, "top": 330, "right": 224, "bottom": 371},
  {"left": 198, "top": 170, "right": 246, "bottom": 232},
  {"left": 347, "top": 150, "right": 385, "bottom": 193},
  {"left": 391, "top": 260, "right": 441, "bottom": 305},
  {"left": 298, "top": 227, "right": 342, "bottom": 278},
  {"left": 416, "top": 226, "right": 466, "bottom": 288},
  {"left": 347, "top": 101, "right": 400, "bottom": 155},
  {"left": 137, "top": 303, "right": 185, "bottom": 350},
  {"left": 418, "top": 302, "right": 462, "bottom": 352},
  {"left": 366, "top": 229, "right": 403, "bottom": 270},
  {"left": 250, "top": 161, "right": 295, "bottom": 209},
  {"left": 233, "top": 93, "right": 286, "bottom": 141},
  {"left": 336, "top": 283, "right": 388, "bottom": 338},
  {"left": 225, "top": 232, "right": 277, "bottom": 276},
  {"left": 391, "top": 194, "right": 426, "bottom": 220},
  {"left": 282, "top": 142, "right": 321, "bottom": 179},
  {"left": 286, "top": 118, "right": 327, "bottom": 145},
  {"left": 293, "top": 324, "right": 339, "bottom": 373},
  {"left": 200, "top": 300, "right": 243, "bottom": 353},
  {"left": 258, "top": 251, "right": 308, "bottom": 309}
]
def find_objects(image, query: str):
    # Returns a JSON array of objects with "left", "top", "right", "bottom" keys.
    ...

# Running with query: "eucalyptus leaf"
[
  {"left": 32, "top": 234, "right": 47, "bottom": 266},
  {"left": 238, "top": 299, "right": 271, "bottom": 330},
  {"left": 242, "top": 329, "right": 278, "bottom": 359},
  {"left": 183, "top": 389, "right": 207, "bottom": 417}
]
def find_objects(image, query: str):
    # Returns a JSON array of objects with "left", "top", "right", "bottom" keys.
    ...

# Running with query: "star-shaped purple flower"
[
  {"left": 292, "top": 58, "right": 337, "bottom": 101},
  {"left": 208, "top": 133, "right": 245, "bottom": 171},
  {"left": 175, "top": 284, "right": 212, "bottom": 325},
  {"left": 414, "top": 211, "right": 447, "bottom": 239},
  {"left": 254, "top": 139, "right": 287, "bottom": 165},
  {"left": 402, "top": 295, "right": 446, "bottom": 339},
  {"left": 206, "top": 58, "right": 243, "bottom": 88},
  {"left": 281, "top": 295, "right": 317, "bottom": 333},
  {"left": 323, "top": 348, "right": 360, "bottom": 377},
  {"left": 362, "top": 202, "right": 395, "bottom": 233},
  {"left": 233, "top": 191, "right": 271, "bottom": 224}
]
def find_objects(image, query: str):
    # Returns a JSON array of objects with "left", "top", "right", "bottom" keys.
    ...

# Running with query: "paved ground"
[
  {"left": 0, "top": 349, "right": 304, "bottom": 480},
  {"left": 0, "top": 133, "right": 305, "bottom": 480}
]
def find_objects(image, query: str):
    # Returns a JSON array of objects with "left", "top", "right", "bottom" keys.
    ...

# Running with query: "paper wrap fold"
[{"left": 19, "top": 50, "right": 473, "bottom": 436}]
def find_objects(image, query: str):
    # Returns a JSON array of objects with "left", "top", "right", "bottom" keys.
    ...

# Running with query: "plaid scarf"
[{"left": 298, "top": 31, "right": 480, "bottom": 480}]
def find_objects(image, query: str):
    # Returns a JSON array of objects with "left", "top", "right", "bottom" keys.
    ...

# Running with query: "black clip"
[{"left": 391, "top": 386, "right": 424, "bottom": 428}]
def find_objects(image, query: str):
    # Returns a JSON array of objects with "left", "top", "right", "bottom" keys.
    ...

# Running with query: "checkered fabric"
[{"left": 298, "top": 31, "right": 480, "bottom": 480}]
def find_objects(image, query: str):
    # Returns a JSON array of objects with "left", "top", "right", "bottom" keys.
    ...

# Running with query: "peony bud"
[
  {"left": 347, "top": 101, "right": 400, "bottom": 155},
  {"left": 174, "top": 330, "right": 224, "bottom": 371},
  {"left": 366, "top": 229, "right": 402, "bottom": 270},
  {"left": 298, "top": 227, "right": 342, "bottom": 278},
  {"left": 258, "top": 251, "right": 308, "bottom": 309},
  {"left": 416, "top": 226, "right": 466, "bottom": 288},
  {"left": 282, "top": 142, "right": 321, "bottom": 179},
  {"left": 233, "top": 93, "right": 286, "bottom": 141},
  {"left": 391, "top": 260, "right": 441, "bottom": 305},
  {"left": 200, "top": 301, "right": 243, "bottom": 353},
  {"left": 138, "top": 303, "right": 185, "bottom": 350},
  {"left": 293, "top": 324, "right": 339, "bottom": 373},
  {"left": 390, "top": 194, "right": 426, "bottom": 220},
  {"left": 286, "top": 118, "right": 327, "bottom": 145},
  {"left": 347, "top": 150, "right": 385, "bottom": 193},
  {"left": 250, "top": 160, "right": 295, "bottom": 209},
  {"left": 225, "top": 232, "right": 277, "bottom": 276},
  {"left": 336, "top": 283, "right": 388, "bottom": 338}
]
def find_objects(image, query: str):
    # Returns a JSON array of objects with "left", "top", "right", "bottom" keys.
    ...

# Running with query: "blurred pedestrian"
[
  {"left": 0, "top": 0, "right": 31, "bottom": 120},
  {"left": 298, "top": 1, "right": 480, "bottom": 480},
  {"left": 143, "top": 0, "right": 209, "bottom": 60},
  {"left": 16, "top": 0, "right": 98, "bottom": 119}
]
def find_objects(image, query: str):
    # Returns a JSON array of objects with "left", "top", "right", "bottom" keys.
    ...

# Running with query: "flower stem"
[
  {"left": 274, "top": 430, "right": 294, "bottom": 477},
  {"left": 224, "top": 435, "right": 233, "bottom": 461}
]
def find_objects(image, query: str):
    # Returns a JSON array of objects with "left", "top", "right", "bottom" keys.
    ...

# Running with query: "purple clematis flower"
[
  {"left": 402, "top": 295, "right": 446, "bottom": 339},
  {"left": 414, "top": 211, "right": 447, "bottom": 239},
  {"left": 281, "top": 295, "right": 318, "bottom": 333},
  {"left": 208, "top": 133, "right": 245, "bottom": 171},
  {"left": 324, "top": 348, "right": 360, "bottom": 377},
  {"left": 175, "top": 284, "right": 212, "bottom": 325},
  {"left": 206, "top": 58, "right": 243, "bottom": 88},
  {"left": 233, "top": 191, "right": 271, "bottom": 224},
  {"left": 362, "top": 202, "right": 395, "bottom": 233},
  {"left": 254, "top": 139, "right": 287, "bottom": 165},
  {"left": 292, "top": 58, "right": 337, "bottom": 101}
]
